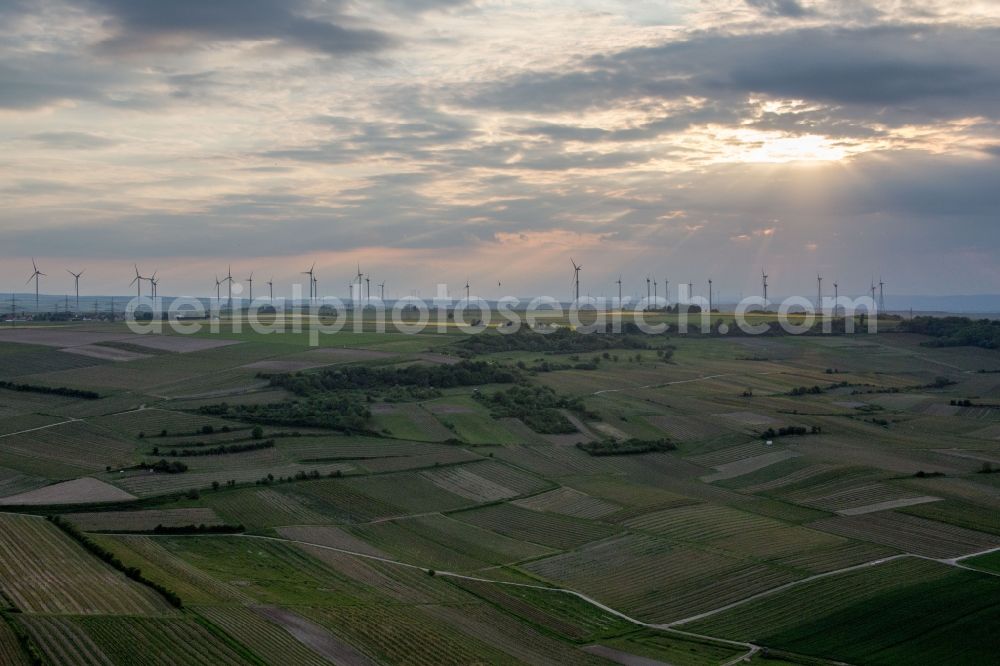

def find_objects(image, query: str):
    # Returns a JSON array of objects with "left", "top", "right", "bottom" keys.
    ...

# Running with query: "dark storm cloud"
[
  {"left": 83, "top": 0, "right": 393, "bottom": 55},
  {"left": 465, "top": 25, "right": 1000, "bottom": 121}
]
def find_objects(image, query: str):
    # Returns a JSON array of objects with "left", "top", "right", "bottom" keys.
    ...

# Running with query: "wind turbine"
[
  {"left": 646, "top": 276, "right": 651, "bottom": 303},
  {"left": 761, "top": 269, "right": 769, "bottom": 306},
  {"left": 616, "top": 276, "right": 623, "bottom": 308},
  {"left": 878, "top": 278, "right": 886, "bottom": 313},
  {"left": 664, "top": 279, "right": 669, "bottom": 307},
  {"left": 214, "top": 275, "right": 222, "bottom": 304},
  {"left": 225, "top": 265, "right": 233, "bottom": 308},
  {"left": 570, "top": 258, "right": 581, "bottom": 303},
  {"left": 465, "top": 279, "right": 470, "bottom": 301},
  {"left": 708, "top": 278, "right": 713, "bottom": 313},
  {"left": 365, "top": 274, "right": 370, "bottom": 303},
  {"left": 356, "top": 265, "right": 364, "bottom": 303},
  {"left": 833, "top": 282, "right": 839, "bottom": 316},
  {"left": 267, "top": 277, "right": 274, "bottom": 301},
  {"left": 149, "top": 271, "right": 158, "bottom": 299},
  {"left": 817, "top": 274, "right": 823, "bottom": 312},
  {"left": 66, "top": 268, "right": 84, "bottom": 310},
  {"left": 246, "top": 272, "right": 254, "bottom": 301},
  {"left": 379, "top": 281, "right": 385, "bottom": 301},
  {"left": 130, "top": 265, "right": 145, "bottom": 300},
  {"left": 26, "top": 259, "right": 44, "bottom": 310},
  {"left": 870, "top": 279, "right": 877, "bottom": 310},
  {"left": 301, "top": 263, "right": 315, "bottom": 301},
  {"left": 653, "top": 278, "right": 658, "bottom": 305}
]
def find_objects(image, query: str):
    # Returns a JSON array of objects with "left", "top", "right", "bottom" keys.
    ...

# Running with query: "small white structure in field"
[{"left": 765, "top": 440, "right": 773, "bottom": 446}]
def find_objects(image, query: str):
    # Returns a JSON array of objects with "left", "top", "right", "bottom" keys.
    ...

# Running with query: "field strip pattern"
[{"left": 0, "top": 514, "right": 171, "bottom": 615}]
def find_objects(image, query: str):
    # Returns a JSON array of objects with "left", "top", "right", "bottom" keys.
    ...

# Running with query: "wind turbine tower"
[
  {"left": 570, "top": 259, "right": 581, "bottom": 303},
  {"left": 246, "top": 272, "right": 254, "bottom": 301},
  {"left": 833, "top": 282, "right": 839, "bottom": 316},
  {"left": 708, "top": 279, "right": 713, "bottom": 313},
  {"left": 379, "top": 281, "right": 385, "bottom": 301},
  {"left": 761, "top": 269, "right": 769, "bottom": 307},
  {"left": 67, "top": 269, "right": 83, "bottom": 310},
  {"left": 26, "top": 259, "right": 44, "bottom": 311},
  {"left": 302, "top": 263, "right": 315, "bottom": 301},
  {"left": 616, "top": 276, "right": 622, "bottom": 308},
  {"left": 130, "top": 265, "right": 144, "bottom": 300},
  {"left": 817, "top": 275, "right": 823, "bottom": 312},
  {"left": 267, "top": 277, "right": 274, "bottom": 301},
  {"left": 878, "top": 278, "right": 885, "bottom": 313}
]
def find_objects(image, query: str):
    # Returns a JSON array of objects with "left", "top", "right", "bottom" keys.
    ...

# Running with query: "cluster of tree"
[
  {"left": 457, "top": 327, "right": 653, "bottom": 355},
  {"left": 0, "top": 380, "right": 99, "bottom": 400},
  {"left": 761, "top": 425, "right": 821, "bottom": 439},
  {"left": 138, "top": 459, "right": 188, "bottom": 474},
  {"left": 900, "top": 316, "right": 1000, "bottom": 350},
  {"left": 255, "top": 469, "right": 329, "bottom": 485},
  {"left": 268, "top": 360, "right": 519, "bottom": 396},
  {"left": 913, "top": 470, "right": 946, "bottom": 478},
  {"left": 151, "top": 524, "right": 244, "bottom": 535},
  {"left": 951, "top": 399, "right": 975, "bottom": 407},
  {"left": 789, "top": 381, "right": 853, "bottom": 396},
  {"left": 199, "top": 395, "right": 371, "bottom": 433},
  {"left": 475, "top": 384, "right": 592, "bottom": 434},
  {"left": 149, "top": 426, "right": 268, "bottom": 451},
  {"left": 979, "top": 462, "right": 1000, "bottom": 475},
  {"left": 154, "top": 439, "right": 275, "bottom": 458},
  {"left": 47, "top": 516, "right": 183, "bottom": 608},
  {"left": 577, "top": 438, "right": 676, "bottom": 456},
  {"left": 139, "top": 423, "right": 235, "bottom": 439}
]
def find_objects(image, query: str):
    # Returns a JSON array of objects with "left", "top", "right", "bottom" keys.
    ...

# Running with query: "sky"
[{"left": 2, "top": 0, "right": 999, "bottom": 301}]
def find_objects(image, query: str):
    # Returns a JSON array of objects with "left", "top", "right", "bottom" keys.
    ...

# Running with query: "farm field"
[
  {"left": 0, "top": 514, "right": 171, "bottom": 615},
  {"left": 1, "top": 321, "right": 999, "bottom": 664}
]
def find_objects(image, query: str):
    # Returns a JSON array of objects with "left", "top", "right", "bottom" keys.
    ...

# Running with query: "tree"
[{"left": 251, "top": 426, "right": 264, "bottom": 440}]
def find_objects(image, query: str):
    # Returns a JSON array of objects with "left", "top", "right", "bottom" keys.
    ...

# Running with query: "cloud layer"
[{"left": 1, "top": 0, "right": 999, "bottom": 297}]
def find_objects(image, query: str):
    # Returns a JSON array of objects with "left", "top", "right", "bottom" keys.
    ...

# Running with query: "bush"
[
  {"left": 577, "top": 438, "right": 676, "bottom": 456},
  {"left": 139, "top": 459, "right": 188, "bottom": 474},
  {"left": 476, "top": 385, "right": 592, "bottom": 434},
  {"left": 0, "top": 380, "right": 100, "bottom": 400}
]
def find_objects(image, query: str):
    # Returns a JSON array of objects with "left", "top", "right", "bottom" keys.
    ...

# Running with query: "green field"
[{"left": 1, "top": 321, "right": 999, "bottom": 664}]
